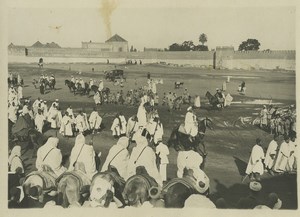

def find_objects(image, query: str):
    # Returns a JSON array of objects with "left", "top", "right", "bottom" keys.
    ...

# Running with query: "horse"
[
  {"left": 22, "top": 165, "right": 58, "bottom": 202},
  {"left": 122, "top": 166, "right": 159, "bottom": 207},
  {"left": 48, "top": 79, "right": 56, "bottom": 90},
  {"left": 205, "top": 91, "right": 221, "bottom": 109},
  {"left": 90, "top": 85, "right": 99, "bottom": 94},
  {"left": 65, "top": 80, "right": 76, "bottom": 94},
  {"left": 168, "top": 117, "right": 213, "bottom": 162},
  {"left": 56, "top": 162, "right": 91, "bottom": 208},
  {"left": 161, "top": 168, "right": 209, "bottom": 208},
  {"left": 173, "top": 96, "right": 183, "bottom": 110},
  {"left": 87, "top": 167, "right": 126, "bottom": 208}
]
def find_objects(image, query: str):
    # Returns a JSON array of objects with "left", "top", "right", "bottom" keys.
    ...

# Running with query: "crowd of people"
[{"left": 7, "top": 72, "right": 297, "bottom": 209}]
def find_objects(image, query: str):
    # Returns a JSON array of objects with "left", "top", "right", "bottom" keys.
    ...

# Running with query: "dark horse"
[
  {"left": 168, "top": 117, "right": 213, "bottom": 163},
  {"left": 65, "top": 80, "right": 76, "bottom": 94},
  {"left": 205, "top": 91, "right": 221, "bottom": 109},
  {"left": 162, "top": 168, "right": 209, "bottom": 208}
]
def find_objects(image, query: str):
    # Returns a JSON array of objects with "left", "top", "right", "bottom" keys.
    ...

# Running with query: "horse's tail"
[{"left": 58, "top": 178, "right": 69, "bottom": 208}]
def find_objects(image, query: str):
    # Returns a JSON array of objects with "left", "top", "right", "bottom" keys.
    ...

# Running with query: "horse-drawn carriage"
[{"left": 104, "top": 69, "right": 126, "bottom": 82}]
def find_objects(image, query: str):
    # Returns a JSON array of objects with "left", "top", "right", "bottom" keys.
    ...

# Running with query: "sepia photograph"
[{"left": 1, "top": 0, "right": 298, "bottom": 213}]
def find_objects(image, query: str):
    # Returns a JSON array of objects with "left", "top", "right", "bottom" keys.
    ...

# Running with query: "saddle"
[
  {"left": 125, "top": 173, "right": 158, "bottom": 191},
  {"left": 162, "top": 176, "right": 201, "bottom": 195},
  {"left": 178, "top": 124, "right": 188, "bottom": 135},
  {"left": 56, "top": 170, "right": 91, "bottom": 193},
  {"left": 25, "top": 171, "right": 57, "bottom": 192}
]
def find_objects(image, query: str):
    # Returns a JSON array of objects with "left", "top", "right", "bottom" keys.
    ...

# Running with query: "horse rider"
[
  {"left": 75, "top": 78, "right": 80, "bottom": 88},
  {"left": 98, "top": 80, "right": 104, "bottom": 92},
  {"left": 79, "top": 78, "right": 84, "bottom": 88},
  {"left": 184, "top": 106, "right": 198, "bottom": 142},
  {"left": 71, "top": 76, "right": 75, "bottom": 84},
  {"left": 17, "top": 74, "right": 22, "bottom": 85},
  {"left": 89, "top": 79, "right": 94, "bottom": 88},
  {"left": 215, "top": 88, "right": 224, "bottom": 108}
]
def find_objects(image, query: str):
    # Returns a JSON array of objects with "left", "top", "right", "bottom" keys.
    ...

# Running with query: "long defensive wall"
[{"left": 8, "top": 46, "right": 295, "bottom": 71}]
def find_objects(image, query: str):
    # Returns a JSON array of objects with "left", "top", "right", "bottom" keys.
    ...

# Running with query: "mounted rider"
[
  {"left": 214, "top": 88, "right": 225, "bottom": 108},
  {"left": 71, "top": 75, "right": 75, "bottom": 83},
  {"left": 184, "top": 106, "right": 198, "bottom": 142}
]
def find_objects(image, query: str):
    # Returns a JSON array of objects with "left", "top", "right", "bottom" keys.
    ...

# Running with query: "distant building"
[
  {"left": 82, "top": 34, "right": 128, "bottom": 52},
  {"left": 31, "top": 41, "right": 61, "bottom": 48}
]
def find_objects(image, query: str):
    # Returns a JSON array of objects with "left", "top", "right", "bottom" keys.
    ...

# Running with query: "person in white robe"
[
  {"left": 8, "top": 102, "right": 18, "bottom": 123},
  {"left": 47, "top": 105, "right": 58, "bottom": 129},
  {"left": 156, "top": 141, "right": 169, "bottom": 182},
  {"left": 41, "top": 101, "right": 48, "bottom": 117},
  {"left": 82, "top": 111, "right": 90, "bottom": 131},
  {"left": 126, "top": 133, "right": 162, "bottom": 186},
  {"left": 35, "top": 137, "right": 66, "bottom": 177},
  {"left": 56, "top": 107, "right": 63, "bottom": 129},
  {"left": 260, "top": 105, "right": 268, "bottom": 129},
  {"left": 287, "top": 135, "right": 297, "bottom": 172},
  {"left": 184, "top": 106, "right": 198, "bottom": 141},
  {"left": 194, "top": 95, "right": 201, "bottom": 108},
  {"left": 111, "top": 114, "right": 121, "bottom": 137},
  {"left": 94, "top": 92, "right": 101, "bottom": 105},
  {"left": 32, "top": 98, "right": 41, "bottom": 116},
  {"left": 89, "top": 108, "right": 102, "bottom": 132},
  {"left": 22, "top": 103, "right": 29, "bottom": 115},
  {"left": 75, "top": 111, "right": 88, "bottom": 132},
  {"left": 80, "top": 79, "right": 85, "bottom": 89},
  {"left": 98, "top": 80, "right": 104, "bottom": 92},
  {"left": 137, "top": 102, "right": 147, "bottom": 128},
  {"left": 146, "top": 117, "right": 164, "bottom": 145},
  {"left": 34, "top": 109, "right": 45, "bottom": 133},
  {"left": 68, "top": 133, "right": 97, "bottom": 180},
  {"left": 66, "top": 105, "right": 75, "bottom": 119},
  {"left": 17, "top": 85, "right": 23, "bottom": 100},
  {"left": 274, "top": 135, "right": 291, "bottom": 173},
  {"left": 176, "top": 150, "right": 209, "bottom": 193},
  {"left": 245, "top": 138, "right": 265, "bottom": 181},
  {"left": 126, "top": 115, "right": 139, "bottom": 139},
  {"left": 8, "top": 146, "right": 24, "bottom": 174},
  {"left": 59, "top": 112, "right": 73, "bottom": 137},
  {"left": 264, "top": 135, "right": 279, "bottom": 174},
  {"left": 119, "top": 113, "right": 127, "bottom": 135},
  {"left": 89, "top": 79, "right": 94, "bottom": 88},
  {"left": 71, "top": 76, "right": 75, "bottom": 83},
  {"left": 101, "top": 136, "right": 130, "bottom": 179}
]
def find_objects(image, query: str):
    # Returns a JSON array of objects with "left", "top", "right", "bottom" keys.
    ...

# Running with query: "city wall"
[{"left": 8, "top": 47, "right": 295, "bottom": 70}]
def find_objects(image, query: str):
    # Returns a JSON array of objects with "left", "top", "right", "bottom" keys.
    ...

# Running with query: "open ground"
[{"left": 8, "top": 62, "right": 297, "bottom": 209}]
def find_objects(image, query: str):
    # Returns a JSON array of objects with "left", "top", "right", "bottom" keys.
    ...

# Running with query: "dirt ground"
[{"left": 8, "top": 63, "right": 297, "bottom": 209}]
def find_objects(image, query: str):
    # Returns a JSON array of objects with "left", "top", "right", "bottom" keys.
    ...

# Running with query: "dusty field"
[{"left": 8, "top": 63, "right": 297, "bottom": 209}]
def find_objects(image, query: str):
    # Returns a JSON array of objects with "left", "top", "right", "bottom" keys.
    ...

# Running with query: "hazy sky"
[{"left": 8, "top": 1, "right": 296, "bottom": 51}]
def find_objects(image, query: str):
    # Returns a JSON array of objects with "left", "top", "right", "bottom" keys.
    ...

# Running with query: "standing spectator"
[
  {"left": 89, "top": 108, "right": 102, "bottom": 133},
  {"left": 260, "top": 105, "right": 268, "bottom": 129},
  {"left": 274, "top": 135, "right": 291, "bottom": 173},
  {"left": 245, "top": 138, "right": 265, "bottom": 181},
  {"left": 59, "top": 112, "right": 73, "bottom": 137},
  {"left": 93, "top": 91, "right": 101, "bottom": 106},
  {"left": 34, "top": 109, "right": 45, "bottom": 133},
  {"left": 194, "top": 95, "right": 201, "bottom": 109},
  {"left": 264, "top": 135, "right": 279, "bottom": 175},
  {"left": 156, "top": 141, "right": 169, "bottom": 183},
  {"left": 17, "top": 85, "right": 23, "bottom": 100}
]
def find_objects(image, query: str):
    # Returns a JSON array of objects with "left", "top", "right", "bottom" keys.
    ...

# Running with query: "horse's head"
[{"left": 89, "top": 174, "right": 115, "bottom": 207}]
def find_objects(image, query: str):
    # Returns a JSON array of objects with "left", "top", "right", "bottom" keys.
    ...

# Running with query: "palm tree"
[{"left": 199, "top": 33, "right": 207, "bottom": 46}]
